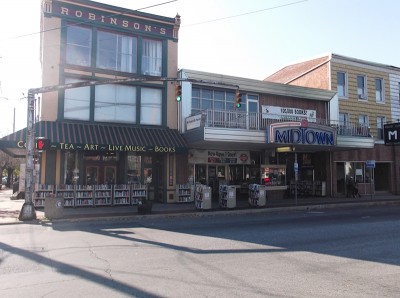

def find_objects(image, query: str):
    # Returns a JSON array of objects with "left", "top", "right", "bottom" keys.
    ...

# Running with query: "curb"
[{"left": 19, "top": 198, "right": 400, "bottom": 225}]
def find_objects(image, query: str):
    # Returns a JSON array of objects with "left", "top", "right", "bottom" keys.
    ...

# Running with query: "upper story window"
[
  {"left": 141, "top": 39, "right": 162, "bottom": 76},
  {"left": 64, "top": 78, "right": 91, "bottom": 120},
  {"left": 66, "top": 26, "right": 92, "bottom": 67},
  {"left": 337, "top": 72, "right": 347, "bottom": 98},
  {"left": 191, "top": 87, "right": 236, "bottom": 115},
  {"left": 358, "top": 114, "right": 369, "bottom": 127},
  {"left": 398, "top": 82, "right": 400, "bottom": 104},
  {"left": 66, "top": 25, "right": 163, "bottom": 76},
  {"left": 375, "top": 78, "right": 384, "bottom": 102},
  {"left": 376, "top": 116, "right": 385, "bottom": 140},
  {"left": 140, "top": 88, "right": 162, "bottom": 125},
  {"left": 64, "top": 77, "right": 162, "bottom": 125},
  {"left": 357, "top": 75, "right": 367, "bottom": 100},
  {"left": 339, "top": 112, "right": 350, "bottom": 127},
  {"left": 95, "top": 84, "right": 137, "bottom": 123},
  {"left": 97, "top": 30, "right": 137, "bottom": 73}
]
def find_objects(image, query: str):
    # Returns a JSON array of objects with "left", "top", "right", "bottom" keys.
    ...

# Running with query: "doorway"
[
  {"left": 143, "top": 154, "right": 163, "bottom": 202},
  {"left": 85, "top": 164, "right": 116, "bottom": 185},
  {"left": 247, "top": 96, "right": 259, "bottom": 130}
]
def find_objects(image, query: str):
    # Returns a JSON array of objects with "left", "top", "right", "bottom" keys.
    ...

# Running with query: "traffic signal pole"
[
  {"left": 19, "top": 90, "right": 36, "bottom": 220},
  {"left": 18, "top": 77, "right": 240, "bottom": 220}
]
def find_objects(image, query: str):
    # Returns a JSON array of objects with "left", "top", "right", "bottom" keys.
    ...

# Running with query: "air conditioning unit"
[{"left": 358, "top": 94, "right": 365, "bottom": 99}]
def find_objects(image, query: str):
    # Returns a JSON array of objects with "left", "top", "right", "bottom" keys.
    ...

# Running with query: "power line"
[
  {"left": 0, "top": 0, "right": 177, "bottom": 42},
  {"left": 183, "top": 0, "right": 308, "bottom": 27}
]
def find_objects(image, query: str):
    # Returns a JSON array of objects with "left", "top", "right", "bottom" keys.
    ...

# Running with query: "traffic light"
[
  {"left": 234, "top": 90, "right": 242, "bottom": 108},
  {"left": 35, "top": 138, "right": 49, "bottom": 152},
  {"left": 175, "top": 83, "right": 182, "bottom": 102}
]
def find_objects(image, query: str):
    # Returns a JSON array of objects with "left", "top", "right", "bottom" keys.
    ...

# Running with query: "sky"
[{"left": 1, "top": 0, "right": 400, "bottom": 136}]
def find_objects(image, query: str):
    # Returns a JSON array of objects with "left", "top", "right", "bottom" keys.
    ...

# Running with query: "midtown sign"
[
  {"left": 384, "top": 122, "right": 400, "bottom": 145},
  {"left": 268, "top": 121, "right": 337, "bottom": 146}
]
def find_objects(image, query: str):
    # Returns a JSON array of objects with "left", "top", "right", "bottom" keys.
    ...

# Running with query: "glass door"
[
  {"left": 104, "top": 166, "right": 116, "bottom": 185},
  {"left": 247, "top": 95, "right": 259, "bottom": 130},
  {"left": 86, "top": 166, "right": 98, "bottom": 185}
]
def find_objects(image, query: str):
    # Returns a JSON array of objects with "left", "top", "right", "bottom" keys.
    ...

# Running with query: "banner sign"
[
  {"left": 262, "top": 105, "right": 317, "bottom": 122},
  {"left": 189, "top": 149, "right": 251, "bottom": 164}
]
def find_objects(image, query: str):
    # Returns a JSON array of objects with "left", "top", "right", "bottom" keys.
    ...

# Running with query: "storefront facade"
[
  {"left": 0, "top": 0, "right": 188, "bottom": 203},
  {"left": 179, "top": 69, "right": 374, "bottom": 200},
  {"left": 264, "top": 53, "right": 400, "bottom": 195}
]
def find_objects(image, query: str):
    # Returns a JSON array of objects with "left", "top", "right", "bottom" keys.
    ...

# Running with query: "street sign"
[
  {"left": 294, "top": 162, "right": 298, "bottom": 172},
  {"left": 366, "top": 160, "right": 375, "bottom": 169},
  {"left": 384, "top": 122, "right": 400, "bottom": 145}
]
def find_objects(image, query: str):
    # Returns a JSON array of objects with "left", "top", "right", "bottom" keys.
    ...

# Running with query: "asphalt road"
[{"left": 1, "top": 205, "right": 400, "bottom": 297}]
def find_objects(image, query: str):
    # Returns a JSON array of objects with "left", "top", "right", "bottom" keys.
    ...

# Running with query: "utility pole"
[
  {"left": 19, "top": 90, "right": 36, "bottom": 220},
  {"left": 18, "top": 77, "right": 240, "bottom": 220}
]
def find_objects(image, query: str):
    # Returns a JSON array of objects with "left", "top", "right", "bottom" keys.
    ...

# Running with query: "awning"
[{"left": 0, "top": 121, "right": 187, "bottom": 157}]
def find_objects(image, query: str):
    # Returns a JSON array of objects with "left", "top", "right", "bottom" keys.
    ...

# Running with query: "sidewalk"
[{"left": 1, "top": 187, "right": 400, "bottom": 224}]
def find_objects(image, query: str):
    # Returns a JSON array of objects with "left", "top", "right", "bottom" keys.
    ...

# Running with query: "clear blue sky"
[{"left": 1, "top": 0, "right": 400, "bottom": 135}]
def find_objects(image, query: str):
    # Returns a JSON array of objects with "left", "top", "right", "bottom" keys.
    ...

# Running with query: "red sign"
[{"left": 239, "top": 154, "right": 248, "bottom": 162}]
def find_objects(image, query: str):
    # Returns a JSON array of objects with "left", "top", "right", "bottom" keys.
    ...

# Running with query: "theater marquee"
[{"left": 268, "top": 120, "right": 337, "bottom": 146}]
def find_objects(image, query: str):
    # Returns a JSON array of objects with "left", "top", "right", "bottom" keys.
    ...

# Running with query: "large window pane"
[
  {"left": 357, "top": 75, "right": 366, "bottom": 99},
  {"left": 66, "top": 26, "right": 91, "bottom": 66},
  {"left": 97, "top": 31, "right": 137, "bottom": 73},
  {"left": 64, "top": 78, "right": 90, "bottom": 120},
  {"left": 375, "top": 78, "right": 383, "bottom": 102},
  {"left": 142, "top": 39, "right": 162, "bottom": 76},
  {"left": 95, "top": 84, "right": 136, "bottom": 123},
  {"left": 337, "top": 72, "right": 347, "bottom": 97},
  {"left": 140, "top": 88, "right": 162, "bottom": 125}
]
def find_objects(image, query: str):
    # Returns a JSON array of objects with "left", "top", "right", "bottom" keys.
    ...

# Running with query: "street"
[{"left": 1, "top": 205, "right": 400, "bottom": 297}]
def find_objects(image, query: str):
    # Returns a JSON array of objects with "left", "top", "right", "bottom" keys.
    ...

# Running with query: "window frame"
[
  {"left": 140, "top": 87, "right": 162, "bottom": 125},
  {"left": 339, "top": 112, "right": 350, "bottom": 127},
  {"left": 337, "top": 71, "right": 348, "bottom": 98},
  {"left": 191, "top": 87, "right": 237, "bottom": 115},
  {"left": 376, "top": 116, "right": 386, "bottom": 140},
  {"left": 358, "top": 114, "right": 369, "bottom": 127},
  {"left": 94, "top": 84, "right": 137, "bottom": 124},
  {"left": 141, "top": 38, "right": 163, "bottom": 76},
  {"left": 64, "top": 77, "right": 91, "bottom": 121},
  {"left": 357, "top": 75, "right": 367, "bottom": 100},
  {"left": 375, "top": 78, "right": 384, "bottom": 103},
  {"left": 96, "top": 29, "right": 138, "bottom": 73},
  {"left": 66, "top": 25, "right": 92, "bottom": 67}
]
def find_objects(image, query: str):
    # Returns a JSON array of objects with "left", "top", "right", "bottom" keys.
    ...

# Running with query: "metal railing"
[{"left": 187, "top": 109, "right": 371, "bottom": 137}]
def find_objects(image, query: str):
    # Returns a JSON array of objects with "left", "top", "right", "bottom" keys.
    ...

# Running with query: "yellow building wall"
[{"left": 331, "top": 62, "right": 391, "bottom": 139}]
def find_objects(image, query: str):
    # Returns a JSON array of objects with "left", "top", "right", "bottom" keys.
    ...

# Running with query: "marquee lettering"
[{"left": 275, "top": 128, "right": 334, "bottom": 146}]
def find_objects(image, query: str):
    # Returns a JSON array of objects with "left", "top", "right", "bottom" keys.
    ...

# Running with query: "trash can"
[{"left": 44, "top": 197, "right": 64, "bottom": 219}]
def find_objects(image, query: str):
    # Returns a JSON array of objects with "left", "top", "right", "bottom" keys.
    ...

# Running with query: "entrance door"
[
  {"left": 143, "top": 154, "right": 164, "bottom": 202},
  {"left": 247, "top": 96, "right": 259, "bottom": 130},
  {"left": 85, "top": 164, "right": 117, "bottom": 185}
]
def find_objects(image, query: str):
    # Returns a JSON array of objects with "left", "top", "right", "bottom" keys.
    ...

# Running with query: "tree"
[{"left": 0, "top": 150, "right": 22, "bottom": 188}]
